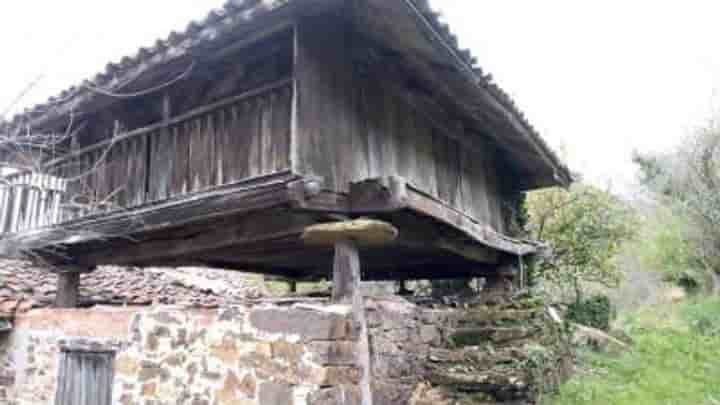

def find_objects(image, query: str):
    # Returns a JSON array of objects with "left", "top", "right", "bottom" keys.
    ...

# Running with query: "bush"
[{"left": 567, "top": 295, "right": 614, "bottom": 331}]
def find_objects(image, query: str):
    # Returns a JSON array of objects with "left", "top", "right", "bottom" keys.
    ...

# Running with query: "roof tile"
[{"left": 0, "top": 260, "right": 265, "bottom": 317}]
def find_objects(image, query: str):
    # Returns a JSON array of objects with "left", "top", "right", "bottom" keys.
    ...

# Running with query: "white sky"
[{"left": 2, "top": 1, "right": 720, "bottom": 191}]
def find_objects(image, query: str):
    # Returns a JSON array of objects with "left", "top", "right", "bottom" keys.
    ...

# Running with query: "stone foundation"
[
  {"left": 0, "top": 303, "right": 362, "bottom": 405},
  {"left": 0, "top": 296, "right": 569, "bottom": 405}
]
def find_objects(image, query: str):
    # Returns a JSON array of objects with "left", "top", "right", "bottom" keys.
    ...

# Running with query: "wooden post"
[
  {"left": 56, "top": 271, "right": 81, "bottom": 308},
  {"left": 332, "top": 238, "right": 372, "bottom": 405},
  {"left": 332, "top": 239, "right": 361, "bottom": 303},
  {"left": 303, "top": 218, "right": 398, "bottom": 405}
]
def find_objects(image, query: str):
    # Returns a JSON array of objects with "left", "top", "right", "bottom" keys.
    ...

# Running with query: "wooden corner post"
[
  {"left": 303, "top": 219, "right": 399, "bottom": 405},
  {"left": 56, "top": 271, "right": 80, "bottom": 308},
  {"left": 55, "top": 266, "right": 93, "bottom": 308},
  {"left": 332, "top": 239, "right": 361, "bottom": 303}
]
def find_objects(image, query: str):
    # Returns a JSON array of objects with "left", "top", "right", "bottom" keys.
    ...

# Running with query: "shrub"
[{"left": 567, "top": 295, "right": 614, "bottom": 331}]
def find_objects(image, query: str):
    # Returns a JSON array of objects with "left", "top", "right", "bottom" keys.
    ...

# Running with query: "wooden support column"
[
  {"left": 332, "top": 239, "right": 361, "bottom": 303},
  {"left": 303, "top": 219, "right": 399, "bottom": 405},
  {"left": 55, "top": 271, "right": 81, "bottom": 308},
  {"left": 55, "top": 266, "right": 94, "bottom": 308},
  {"left": 332, "top": 238, "right": 372, "bottom": 405}
]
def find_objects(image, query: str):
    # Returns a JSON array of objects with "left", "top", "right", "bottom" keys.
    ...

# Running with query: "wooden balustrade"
[{"left": 0, "top": 79, "right": 293, "bottom": 236}]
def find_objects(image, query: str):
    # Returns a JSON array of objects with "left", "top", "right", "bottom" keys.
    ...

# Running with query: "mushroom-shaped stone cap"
[{"left": 302, "top": 219, "right": 399, "bottom": 246}]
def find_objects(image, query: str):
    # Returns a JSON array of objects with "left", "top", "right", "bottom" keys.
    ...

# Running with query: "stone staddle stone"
[{"left": 302, "top": 219, "right": 399, "bottom": 246}]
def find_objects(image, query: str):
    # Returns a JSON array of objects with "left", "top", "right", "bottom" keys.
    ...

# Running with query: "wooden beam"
[
  {"left": 76, "top": 211, "right": 319, "bottom": 267},
  {"left": 0, "top": 172, "right": 303, "bottom": 260},
  {"left": 404, "top": 183, "right": 536, "bottom": 256}
]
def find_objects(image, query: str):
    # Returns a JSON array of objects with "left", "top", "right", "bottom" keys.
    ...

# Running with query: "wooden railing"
[
  {"left": 0, "top": 79, "right": 293, "bottom": 236},
  {"left": 0, "top": 171, "right": 66, "bottom": 234}
]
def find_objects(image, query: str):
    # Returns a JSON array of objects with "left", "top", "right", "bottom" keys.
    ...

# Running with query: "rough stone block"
[
  {"left": 310, "top": 366, "right": 362, "bottom": 386},
  {"left": 418, "top": 325, "right": 441, "bottom": 344},
  {"left": 249, "top": 308, "right": 353, "bottom": 341},
  {"left": 270, "top": 341, "right": 305, "bottom": 364},
  {"left": 258, "top": 381, "right": 294, "bottom": 405},
  {"left": 307, "top": 341, "right": 357, "bottom": 366},
  {"left": 307, "top": 386, "right": 361, "bottom": 405},
  {"left": 116, "top": 354, "right": 141, "bottom": 377}
]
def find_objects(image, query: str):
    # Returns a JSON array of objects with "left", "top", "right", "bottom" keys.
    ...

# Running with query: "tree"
[
  {"left": 634, "top": 118, "right": 720, "bottom": 294},
  {"left": 525, "top": 184, "right": 637, "bottom": 303}
]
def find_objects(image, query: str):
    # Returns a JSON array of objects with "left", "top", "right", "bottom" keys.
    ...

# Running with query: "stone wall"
[
  {"left": 0, "top": 296, "right": 569, "bottom": 405},
  {"left": 0, "top": 333, "right": 14, "bottom": 403},
  {"left": 366, "top": 297, "right": 456, "bottom": 405},
  {"left": 0, "top": 303, "right": 363, "bottom": 405},
  {"left": 366, "top": 296, "right": 571, "bottom": 405}
]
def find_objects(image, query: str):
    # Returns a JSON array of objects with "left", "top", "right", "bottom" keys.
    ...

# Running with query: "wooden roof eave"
[
  {"left": 354, "top": 0, "right": 572, "bottom": 190},
  {"left": 3, "top": 0, "right": 344, "bottom": 135}
]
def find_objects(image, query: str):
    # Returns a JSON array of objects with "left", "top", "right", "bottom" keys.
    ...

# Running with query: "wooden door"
[{"left": 55, "top": 351, "right": 114, "bottom": 405}]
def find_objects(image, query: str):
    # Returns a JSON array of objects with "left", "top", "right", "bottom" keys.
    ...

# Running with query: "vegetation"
[
  {"left": 550, "top": 298, "right": 720, "bottom": 405},
  {"left": 634, "top": 120, "right": 720, "bottom": 294},
  {"left": 531, "top": 118, "right": 720, "bottom": 405},
  {"left": 566, "top": 295, "right": 614, "bottom": 331},
  {"left": 525, "top": 184, "right": 637, "bottom": 304}
]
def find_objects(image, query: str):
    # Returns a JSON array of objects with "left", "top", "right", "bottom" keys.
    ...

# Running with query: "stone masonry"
[
  {"left": 0, "top": 296, "right": 569, "bottom": 405},
  {"left": 0, "top": 303, "right": 363, "bottom": 405}
]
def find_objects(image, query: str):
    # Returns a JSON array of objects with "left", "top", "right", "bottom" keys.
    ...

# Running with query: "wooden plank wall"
[
  {"left": 359, "top": 76, "right": 505, "bottom": 233},
  {"left": 293, "top": 14, "right": 367, "bottom": 193},
  {"left": 62, "top": 83, "right": 292, "bottom": 207},
  {"left": 294, "top": 16, "right": 506, "bottom": 233},
  {"left": 0, "top": 83, "right": 293, "bottom": 235}
]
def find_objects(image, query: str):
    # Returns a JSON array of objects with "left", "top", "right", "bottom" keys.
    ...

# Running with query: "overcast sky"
[{"left": 2, "top": 1, "right": 719, "bottom": 192}]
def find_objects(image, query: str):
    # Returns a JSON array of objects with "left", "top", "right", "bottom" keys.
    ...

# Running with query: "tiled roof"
[
  {"left": 2, "top": 0, "right": 291, "bottom": 129},
  {"left": 0, "top": 0, "right": 569, "bottom": 181},
  {"left": 0, "top": 260, "right": 265, "bottom": 317}
]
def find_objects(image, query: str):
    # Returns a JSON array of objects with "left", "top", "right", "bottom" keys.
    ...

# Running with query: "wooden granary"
[{"left": 0, "top": 0, "right": 570, "bottom": 301}]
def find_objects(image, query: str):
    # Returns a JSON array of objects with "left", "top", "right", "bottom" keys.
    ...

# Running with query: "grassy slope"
[{"left": 550, "top": 298, "right": 720, "bottom": 405}]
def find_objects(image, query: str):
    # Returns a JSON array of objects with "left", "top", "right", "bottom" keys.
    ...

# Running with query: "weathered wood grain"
[
  {"left": 294, "top": 13, "right": 366, "bottom": 192},
  {"left": 55, "top": 272, "right": 80, "bottom": 308},
  {"left": 55, "top": 351, "right": 114, "bottom": 405}
]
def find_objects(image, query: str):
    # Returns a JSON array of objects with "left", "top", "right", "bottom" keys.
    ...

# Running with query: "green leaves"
[{"left": 525, "top": 184, "right": 637, "bottom": 302}]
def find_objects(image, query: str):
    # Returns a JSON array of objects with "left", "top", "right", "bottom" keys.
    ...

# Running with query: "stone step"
[
  {"left": 428, "top": 347, "right": 529, "bottom": 366},
  {"left": 449, "top": 326, "right": 539, "bottom": 347},
  {"left": 427, "top": 370, "right": 529, "bottom": 401},
  {"left": 457, "top": 308, "right": 541, "bottom": 326}
]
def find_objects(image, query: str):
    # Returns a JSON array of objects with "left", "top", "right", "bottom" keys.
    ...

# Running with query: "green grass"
[{"left": 550, "top": 298, "right": 720, "bottom": 405}]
